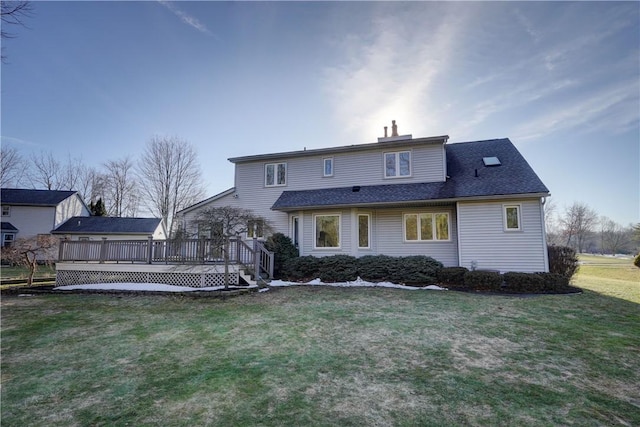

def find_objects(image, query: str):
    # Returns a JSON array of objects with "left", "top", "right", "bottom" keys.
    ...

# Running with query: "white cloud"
[
  {"left": 322, "top": 3, "right": 474, "bottom": 142},
  {"left": 158, "top": 0, "right": 213, "bottom": 36}
]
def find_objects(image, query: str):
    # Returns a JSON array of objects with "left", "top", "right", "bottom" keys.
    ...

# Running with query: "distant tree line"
[
  {"left": 544, "top": 199, "right": 639, "bottom": 255},
  {"left": 0, "top": 136, "right": 205, "bottom": 235}
]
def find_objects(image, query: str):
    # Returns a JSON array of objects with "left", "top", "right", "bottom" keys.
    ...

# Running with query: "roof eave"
[
  {"left": 272, "top": 192, "right": 550, "bottom": 212},
  {"left": 229, "top": 135, "right": 450, "bottom": 164}
]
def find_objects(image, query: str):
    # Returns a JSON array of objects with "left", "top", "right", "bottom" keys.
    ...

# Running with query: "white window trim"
[
  {"left": 384, "top": 150, "right": 412, "bottom": 179},
  {"left": 503, "top": 204, "right": 522, "bottom": 231},
  {"left": 403, "top": 212, "right": 451, "bottom": 242},
  {"left": 246, "top": 219, "right": 265, "bottom": 239},
  {"left": 313, "top": 213, "right": 341, "bottom": 250},
  {"left": 264, "top": 162, "right": 287, "bottom": 187},
  {"left": 323, "top": 157, "right": 334, "bottom": 177},
  {"left": 2, "top": 206, "right": 10, "bottom": 216},
  {"left": 357, "top": 213, "right": 371, "bottom": 249}
]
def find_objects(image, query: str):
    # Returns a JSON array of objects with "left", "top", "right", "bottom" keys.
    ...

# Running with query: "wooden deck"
[{"left": 56, "top": 238, "right": 274, "bottom": 287}]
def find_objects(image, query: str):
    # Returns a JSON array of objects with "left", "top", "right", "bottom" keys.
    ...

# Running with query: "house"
[
  {"left": 0, "top": 188, "right": 90, "bottom": 247},
  {"left": 52, "top": 216, "right": 167, "bottom": 241},
  {"left": 180, "top": 125, "right": 551, "bottom": 273}
]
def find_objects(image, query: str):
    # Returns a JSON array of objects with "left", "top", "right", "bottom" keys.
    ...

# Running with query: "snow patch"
[
  {"left": 269, "top": 277, "right": 446, "bottom": 291},
  {"left": 54, "top": 283, "right": 258, "bottom": 292}
]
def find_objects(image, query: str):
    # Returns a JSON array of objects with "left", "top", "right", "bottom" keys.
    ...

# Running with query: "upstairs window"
[
  {"left": 265, "top": 162, "right": 287, "bottom": 187},
  {"left": 384, "top": 151, "right": 411, "bottom": 178},
  {"left": 2, "top": 206, "right": 10, "bottom": 216},
  {"left": 404, "top": 212, "right": 450, "bottom": 241},
  {"left": 504, "top": 205, "right": 521, "bottom": 231},
  {"left": 323, "top": 158, "right": 334, "bottom": 177}
]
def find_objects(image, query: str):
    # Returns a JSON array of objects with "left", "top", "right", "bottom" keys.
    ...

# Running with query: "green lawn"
[
  {"left": 575, "top": 254, "right": 640, "bottom": 303},
  {"left": 2, "top": 264, "right": 639, "bottom": 426},
  {"left": 0, "top": 265, "right": 56, "bottom": 280}
]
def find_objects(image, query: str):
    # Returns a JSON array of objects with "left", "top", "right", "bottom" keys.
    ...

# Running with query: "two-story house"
[
  {"left": 179, "top": 127, "right": 551, "bottom": 273},
  {"left": 0, "top": 188, "right": 90, "bottom": 247}
]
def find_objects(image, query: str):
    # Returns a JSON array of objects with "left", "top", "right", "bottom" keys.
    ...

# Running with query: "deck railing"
[{"left": 58, "top": 238, "right": 274, "bottom": 278}]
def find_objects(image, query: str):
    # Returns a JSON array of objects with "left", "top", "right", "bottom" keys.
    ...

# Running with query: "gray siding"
[
  {"left": 297, "top": 206, "right": 458, "bottom": 266},
  {"left": 457, "top": 199, "right": 548, "bottom": 273}
]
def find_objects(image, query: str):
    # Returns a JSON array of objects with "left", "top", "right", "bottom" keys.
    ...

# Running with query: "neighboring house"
[
  {"left": 52, "top": 216, "right": 167, "bottom": 241},
  {"left": 179, "top": 127, "right": 551, "bottom": 273},
  {"left": 0, "top": 188, "right": 90, "bottom": 247}
]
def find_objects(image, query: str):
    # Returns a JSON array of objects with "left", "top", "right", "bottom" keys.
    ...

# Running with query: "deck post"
[
  {"left": 99, "top": 238, "right": 107, "bottom": 263},
  {"left": 253, "top": 235, "right": 260, "bottom": 282},
  {"left": 147, "top": 236, "right": 153, "bottom": 264},
  {"left": 58, "top": 238, "right": 65, "bottom": 262}
]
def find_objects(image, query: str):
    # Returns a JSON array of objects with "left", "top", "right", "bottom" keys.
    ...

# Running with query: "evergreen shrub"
[
  {"left": 282, "top": 256, "right": 321, "bottom": 282},
  {"left": 463, "top": 270, "right": 503, "bottom": 291},
  {"left": 502, "top": 272, "right": 545, "bottom": 293},
  {"left": 264, "top": 233, "right": 299, "bottom": 279},
  {"left": 547, "top": 245, "right": 579, "bottom": 279},
  {"left": 634, "top": 254, "right": 640, "bottom": 269},
  {"left": 436, "top": 267, "right": 469, "bottom": 287},
  {"left": 318, "top": 255, "right": 358, "bottom": 283}
]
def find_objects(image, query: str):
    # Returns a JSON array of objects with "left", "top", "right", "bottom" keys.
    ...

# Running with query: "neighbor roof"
[
  {"left": 272, "top": 138, "right": 549, "bottom": 211},
  {"left": 53, "top": 216, "right": 163, "bottom": 235},
  {"left": 1, "top": 222, "right": 18, "bottom": 232},
  {"left": 1, "top": 188, "right": 78, "bottom": 206}
]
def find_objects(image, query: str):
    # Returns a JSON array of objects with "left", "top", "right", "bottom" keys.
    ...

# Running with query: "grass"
[
  {"left": 575, "top": 254, "right": 640, "bottom": 303},
  {"left": 0, "top": 265, "right": 56, "bottom": 280},
  {"left": 1, "top": 255, "right": 639, "bottom": 426}
]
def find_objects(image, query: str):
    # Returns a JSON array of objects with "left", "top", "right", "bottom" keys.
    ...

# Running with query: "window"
[
  {"left": 314, "top": 214, "right": 340, "bottom": 249},
  {"left": 265, "top": 162, "right": 287, "bottom": 187},
  {"left": 358, "top": 214, "right": 370, "bottom": 249},
  {"left": 323, "top": 158, "right": 333, "bottom": 177},
  {"left": 384, "top": 151, "right": 411, "bottom": 178},
  {"left": 504, "top": 205, "right": 521, "bottom": 231},
  {"left": 3, "top": 234, "right": 14, "bottom": 247},
  {"left": 291, "top": 216, "right": 299, "bottom": 247},
  {"left": 2, "top": 206, "right": 10, "bottom": 216},
  {"left": 404, "top": 212, "right": 450, "bottom": 241},
  {"left": 198, "top": 223, "right": 223, "bottom": 239},
  {"left": 247, "top": 219, "right": 264, "bottom": 238}
]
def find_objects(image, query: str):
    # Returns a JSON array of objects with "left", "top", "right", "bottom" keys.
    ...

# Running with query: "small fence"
[{"left": 58, "top": 238, "right": 274, "bottom": 279}]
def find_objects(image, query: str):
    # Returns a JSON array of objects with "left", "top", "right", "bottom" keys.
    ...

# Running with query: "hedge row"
[
  {"left": 438, "top": 267, "right": 571, "bottom": 293},
  {"left": 281, "top": 254, "right": 443, "bottom": 285}
]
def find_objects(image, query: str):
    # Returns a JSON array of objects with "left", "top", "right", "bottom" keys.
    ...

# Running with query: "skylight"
[{"left": 483, "top": 156, "right": 501, "bottom": 167}]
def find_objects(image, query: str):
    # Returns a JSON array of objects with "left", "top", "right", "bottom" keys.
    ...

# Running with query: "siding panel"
[{"left": 457, "top": 199, "right": 547, "bottom": 272}]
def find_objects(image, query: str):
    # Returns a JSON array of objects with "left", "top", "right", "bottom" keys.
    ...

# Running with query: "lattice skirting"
[{"left": 56, "top": 270, "right": 239, "bottom": 287}]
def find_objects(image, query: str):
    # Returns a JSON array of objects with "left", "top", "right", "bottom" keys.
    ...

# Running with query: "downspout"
[{"left": 456, "top": 202, "right": 463, "bottom": 268}]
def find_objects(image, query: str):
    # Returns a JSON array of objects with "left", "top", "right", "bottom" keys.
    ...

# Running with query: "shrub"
[
  {"left": 281, "top": 256, "right": 321, "bottom": 282},
  {"left": 436, "top": 267, "right": 469, "bottom": 287},
  {"left": 264, "top": 233, "right": 299, "bottom": 279},
  {"left": 391, "top": 256, "right": 443, "bottom": 285},
  {"left": 463, "top": 270, "right": 503, "bottom": 291},
  {"left": 357, "top": 255, "right": 397, "bottom": 282},
  {"left": 634, "top": 254, "right": 640, "bottom": 269},
  {"left": 502, "top": 272, "right": 545, "bottom": 293},
  {"left": 318, "top": 255, "right": 358, "bottom": 283},
  {"left": 547, "top": 245, "right": 579, "bottom": 279},
  {"left": 536, "top": 272, "right": 570, "bottom": 291}
]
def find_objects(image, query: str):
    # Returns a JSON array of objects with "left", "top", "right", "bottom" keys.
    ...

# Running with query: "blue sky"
[{"left": 2, "top": 1, "right": 638, "bottom": 225}]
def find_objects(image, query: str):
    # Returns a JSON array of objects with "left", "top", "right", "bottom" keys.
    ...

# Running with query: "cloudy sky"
[{"left": 2, "top": 1, "right": 638, "bottom": 225}]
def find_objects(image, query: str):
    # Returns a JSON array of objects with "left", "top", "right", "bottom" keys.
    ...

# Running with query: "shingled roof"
[
  {"left": 1, "top": 222, "right": 18, "bottom": 232},
  {"left": 272, "top": 138, "right": 549, "bottom": 211},
  {"left": 1, "top": 188, "right": 79, "bottom": 206},
  {"left": 53, "top": 216, "right": 163, "bottom": 235}
]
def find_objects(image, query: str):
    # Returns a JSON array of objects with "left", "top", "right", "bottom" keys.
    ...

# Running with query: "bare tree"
[
  {"left": 103, "top": 158, "right": 139, "bottom": 217},
  {"left": 543, "top": 198, "right": 563, "bottom": 246},
  {"left": 27, "top": 151, "right": 60, "bottom": 190},
  {"left": 138, "top": 136, "right": 205, "bottom": 235},
  {"left": 194, "top": 206, "right": 270, "bottom": 288},
  {"left": 1, "top": 235, "right": 57, "bottom": 285},
  {"left": 76, "top": 166, "right": 106, "bottom": 207},
  {"left": 0, "top": 145, "right": 25, "bottom": 187},
  {"left": 1, "top": 1, "right": 32, "bottom": 62},
  {"left": 599, "top": 217, "right": 631, "bottom": 255},
  {"left": 559, "top": 202, "right": 599, "bottom": 253}
]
